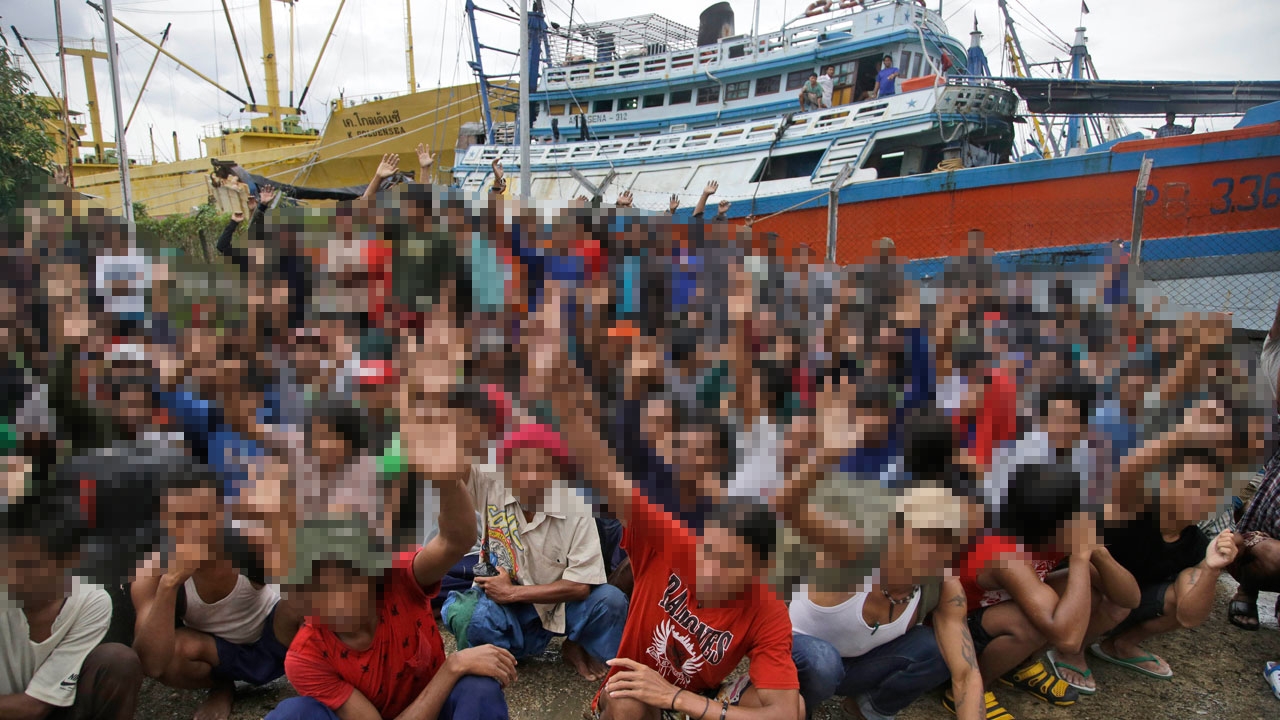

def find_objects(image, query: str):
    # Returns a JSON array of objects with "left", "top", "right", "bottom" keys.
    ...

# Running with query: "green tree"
[{"left": 0, "top": 41, "right": 58, "bottom": 215}]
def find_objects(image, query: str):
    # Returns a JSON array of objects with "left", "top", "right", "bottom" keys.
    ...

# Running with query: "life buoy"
[
  {"left": 805, "top": 0, "right": 832, "bottom": 17},
  {"left": 838, "top": 0, "right": 863, "bottom": 9}
]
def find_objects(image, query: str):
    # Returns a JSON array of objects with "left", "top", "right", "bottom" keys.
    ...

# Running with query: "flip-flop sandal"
[
  {"left": 1229, "top": 597, "right": 1261, "bottom": 631},
  {"left": 1088, "top": 642, "right": 1173, "bottom": 680},
  {"left": 1265, "top": 661, "right": 1280, "bottom": 700},
  {"left": 1046, "top": 649, "right": 1097, "bottom": 695}
]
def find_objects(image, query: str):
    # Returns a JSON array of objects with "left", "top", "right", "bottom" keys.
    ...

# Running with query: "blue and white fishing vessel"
[{"left": 453, "top": 0, "right": 1280, "bottom": 329}]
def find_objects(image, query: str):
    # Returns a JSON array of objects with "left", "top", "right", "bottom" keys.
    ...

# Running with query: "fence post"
[
  {"left": 1129, "top": 156, "right": 1154, "bottom": 288},
  {"left": 826, "top": 163, "right": 854, "bottom": 264}
]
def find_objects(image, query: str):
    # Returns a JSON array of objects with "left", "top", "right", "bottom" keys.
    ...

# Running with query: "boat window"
[
  {"left": 549, "top": 104, "right": 566, "bottom": 116},
  {"left": 725, "top": 81, "right": 750, "bottom": 101},
  {"left": 670, "top": 89, "right": 693, "bottom": 105},
  {"left": 643, "top": 93, "right": 666, "bottom": 108},
  {"left": 749, "top": 149, "right": 826, "bottom": 182},
  {"left": 696, "top": 86, "right": 721, "bottom": 105},
  {"left": 755, "top": 75, "right": 780, "bottom": 96},
  {"left": 912, "top": 53, "right": 925, "bottom": 78},
  {"left": 786, "top": 70, "right": 811, "bottom": 91},
  {"left": 619, "top": 97, "right": 639, "bottom": 111},
  {"left": 570, "top": 103, "right": 586, "bottom": 115},
  {"left": 593, "top": 99, "right": 614, "bottom": 113},
  {"left": 899, "top": 51, "right": 914, "bottom": 78}
]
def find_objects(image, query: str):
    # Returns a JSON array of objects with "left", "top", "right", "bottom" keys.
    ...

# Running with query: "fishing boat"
[
  {"left": 17, "top": 0, "right": 511, "bottom": 216},
  {"left": 452, "top": 0, "right": 1280, "bottom": 329}
]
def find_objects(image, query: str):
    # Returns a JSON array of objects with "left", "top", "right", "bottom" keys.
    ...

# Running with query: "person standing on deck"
[
  {"left": 1155, "top": 113, "right": 1195, "bottom": 138},
  {"left": 818, "top": 67, "right": 836, "bottom": 108}
]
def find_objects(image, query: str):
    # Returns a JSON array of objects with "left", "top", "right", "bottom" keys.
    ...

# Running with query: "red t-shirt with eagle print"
[{"left": 607, "top": 487, "right": 798, "bottom": 694}]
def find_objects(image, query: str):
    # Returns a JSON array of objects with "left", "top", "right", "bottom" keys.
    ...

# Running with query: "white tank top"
[
  {"left": 789, "top": 585, "right": 921, "bottom": 658},
  {"left": 182, "top": 575, "right": 279, "bottom": 645}
]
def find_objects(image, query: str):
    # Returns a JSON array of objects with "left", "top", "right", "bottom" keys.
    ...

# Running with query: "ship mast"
[
  {"left": 101, "top": 0, "right": 134, "bottom": 221},
  {"left": 404, "top": 0, "right": 417, "bottom": 93},
  {"left": 54, "top": 0, "right": 74, "bottom": 182},
  {"left": 518, "top": 0, "right": 531, "bottom": 198},
  {"left": 256, "top": 0, "right": 284, "bottom": 131}
]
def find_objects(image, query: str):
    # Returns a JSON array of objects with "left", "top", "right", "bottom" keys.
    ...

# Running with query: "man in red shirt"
[
  {"left": 526, "top": 281, "right": 803, "bottom": 720},
  {"left": 265, "top": 516, "right": 515, "bottom": 720}
]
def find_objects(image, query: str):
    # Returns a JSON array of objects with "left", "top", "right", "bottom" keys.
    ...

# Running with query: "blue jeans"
[
  {"left": 446, "top": 584, "right": 627, "bottom": 663},
  {"left": 433, "top": 554, "right": 480, "bottom": 613},
  {"left": 791, "top": 626, "right": 949, "bottom": 719},
  {"left": 266, "top": 676, "right": 509, "bottom": 720}
]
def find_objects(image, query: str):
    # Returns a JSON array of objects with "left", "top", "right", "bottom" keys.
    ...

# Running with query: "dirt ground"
[{"left": 136, "top": 576, "right": 1280, "bottom": 720}]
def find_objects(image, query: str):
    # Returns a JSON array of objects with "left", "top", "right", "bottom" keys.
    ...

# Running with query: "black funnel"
[{"left": 698, "top": 2, "right": 735, "bottom": 46}]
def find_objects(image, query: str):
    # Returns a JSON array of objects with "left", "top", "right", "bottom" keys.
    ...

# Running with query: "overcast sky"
[{"left": 4, "top": 0, "right": 1277, "bottom": 163}]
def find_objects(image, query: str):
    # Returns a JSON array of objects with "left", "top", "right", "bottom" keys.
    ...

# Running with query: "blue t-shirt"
[{"left": 877, "top": 66, "right": 899, "bottom": 96}]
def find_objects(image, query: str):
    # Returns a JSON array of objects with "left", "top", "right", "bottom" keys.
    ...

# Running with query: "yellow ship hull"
[{"left": 76, "top": 83, "right": 507, "bottom": 216}]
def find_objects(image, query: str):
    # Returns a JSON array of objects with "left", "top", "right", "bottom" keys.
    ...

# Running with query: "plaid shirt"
[{"left": 1155, "top": 122, "right": 1194, "bottom": 138}]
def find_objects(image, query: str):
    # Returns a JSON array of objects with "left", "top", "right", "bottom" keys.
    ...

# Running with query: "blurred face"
[
  {"left": 695, "top": 524, "right": 759, "bottom": 605},
  {"left": 1163, "top": 460, "right": 1224, "bottom": 525},
  {"left": 1045, "top": 399, "right": 1084, "bottom": 450},
  {"left": 304, "top": 562, "right": 376, "bottom": 634},
  {"left": 887, "top": 522, "right": 966, "bottom": 582},
  {"left": 308, "top": 420, "right": 351, "bottom": 471},
  {"left": 102, "top": 363, "right": 154, "bottom": 432},
  {"left": 509, "top": 446, "right": 557, "bottom": 511},
  {"left": 672, "top": 428, "right": 722, "bottom": 498},
  {"left": 162, "top": 486, "right": 222, "bottom": 561},
  {"left": 1, "top": 536, "right": 72, "bottom": 604}
]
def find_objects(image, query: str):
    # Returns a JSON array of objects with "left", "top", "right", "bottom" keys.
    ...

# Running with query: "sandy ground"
[{"left": 137, "top": 579, "right": 1280, "bottom": 720}]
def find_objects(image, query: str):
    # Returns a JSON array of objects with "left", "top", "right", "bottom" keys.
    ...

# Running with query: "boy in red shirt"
[
  {"left": 952, "top": 464, "right": 1138, "bottom": 718},
  {"left": 265, "top": 516, "right": 514, "bottom": 720},
  {"left": 525, "top": 281, "right": 803, "bottom": 720}
]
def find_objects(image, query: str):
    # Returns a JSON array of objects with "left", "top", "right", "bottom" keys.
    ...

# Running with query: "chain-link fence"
[{"left": 740, "top": 173, "right": 1280, "bottom": 334}]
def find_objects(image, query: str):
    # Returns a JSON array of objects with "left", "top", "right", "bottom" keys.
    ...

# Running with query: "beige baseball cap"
[{"left": 897, "top": 483, "right": 972, "bottom": 535}]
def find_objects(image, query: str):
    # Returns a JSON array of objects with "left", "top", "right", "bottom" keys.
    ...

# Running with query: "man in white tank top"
[
  {"left": 131, "top": 468, "right": 303, "bottom": 720},
  {"left": 788, "top": 484, "right": 986, "bottom": 720}
]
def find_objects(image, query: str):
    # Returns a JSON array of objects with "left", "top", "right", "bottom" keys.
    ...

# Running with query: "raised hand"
[
  {"left": 398, "top": 284, "right": 469, "bottom": 480},
  {"left": 717, "top": 199, "right": 731, "bottom": 215},
  {"left": 522, "top": 280, "right": 571, "bottom": 402},
  {"left": 416, "top": 142, "right": 437, "bottom": 170},
  {"left": 258, "top": 185, "right": 277, "bottom": 205},
  {"left": 491, "top": 157, "right": 506, "bottom": 184},
  {"left": 374, "top": 154, "right": 400, "bottom": 180},
  {"left": 232, "top": 210, "right": 245, "bottom": 223},
  {"left": 815, "top": 377, "right": 860, "bottom": 458},
  {"left": 668, "top": 193, "right": 680, "bottom": 213},
  {"left": 702, "top": 180, "right": 719, "bottom": 198},
  {"left": 616, "top": 190, "right": 634, "bottom": 208}
]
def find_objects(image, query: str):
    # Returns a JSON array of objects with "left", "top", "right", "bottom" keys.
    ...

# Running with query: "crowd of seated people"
[{"left": 0, "top": 150, "right": 1274, "bottom": 720}]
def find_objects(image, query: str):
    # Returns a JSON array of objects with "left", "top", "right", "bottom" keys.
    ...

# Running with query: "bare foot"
[
  {"left": 562, "top": 640, "right": 608, "bottom": 683},
  {"left": 1052, "top": 650, "right": 1096, "bottom": 691},
  {"left": 1101, "top": 637, "right": 1171, "bottom": 676},
  {"left": 193, "top": 679, "right": 235, "bottom": 720}
]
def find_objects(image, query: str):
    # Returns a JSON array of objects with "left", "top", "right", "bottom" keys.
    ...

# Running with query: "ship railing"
[
  {"left": 543, "top": 5, "right": 916, "bottom": 93},
  {"left": 336, "top": 91, "right": 412, "bottom": 108},
  {"left": 462, "top": 91, "right": 948, "bottom": 168},
  {"left": 199, "top": 117, "right": 322, "bottom": 137}
]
